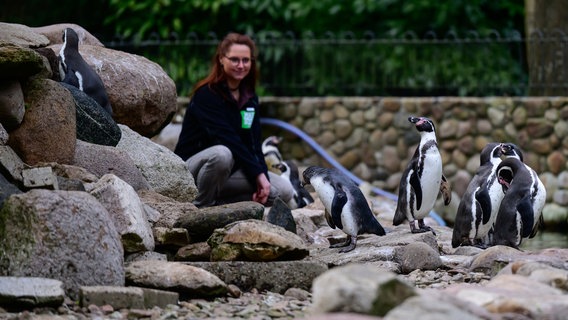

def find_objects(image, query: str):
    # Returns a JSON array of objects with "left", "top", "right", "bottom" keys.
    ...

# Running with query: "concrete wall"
[{"left": 259, "top": 96, "right": 568, "bottom": 225}]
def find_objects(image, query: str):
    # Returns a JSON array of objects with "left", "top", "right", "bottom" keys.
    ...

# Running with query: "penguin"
[
  {"left": 272, "top": 160, "right": 314, "bottom": 209},
  {"left": 59, "top": 27, "right": 113, "bottom": 116},
  {"left": 500, "top": 143, "right": 546, "bottom": 227},
  {"left": 302, "top": 166, "right": 386, "bottom": 252},
  {"left": 492, "top": 157, "right": 546, "bottom": 248},
  {"left": 262, "top": 136, "right": 283, "bottom": 173},
  {"left": 494, "top": 143, "right": 546, "bottom": 244},
  {"left": 452, "top": 143, "right": 505, "bottom": 248},
  {"left": 393, "top": 116, "right": 451, "bottom": 235}
]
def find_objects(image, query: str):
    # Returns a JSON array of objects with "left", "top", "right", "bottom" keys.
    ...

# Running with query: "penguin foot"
[
  {"left": 330, "top": 236, "right": 352, "bottom": 248},
  {"left": 338, "top": 242, "right": 356, "bottom": 253},
  {"left": 410, "top": 227, "right": 432, "bottom": 234},
  {"left": 411, "top": 220, "right": 437, "bottom": 236},
  {"left": 330, "top": 235, "right": 357, "bottom": 253}
]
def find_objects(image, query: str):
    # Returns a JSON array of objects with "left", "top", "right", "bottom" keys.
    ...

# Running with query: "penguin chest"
[
  {"left": 484, "top": 171, "right": 504, "bottom": 224},
  {"left": 413, "top": 149, "right": 442, "bottom": 216},
  {"left": 338, "top": 199, "right": 359, "bottom": 236},
  {"left": 530, "top": 179, "right": 546, "bottom": 232},
  {"left": 309, "top": 176, "right": 356, "bottom": 234},
  {"left": 309, "top": 176, "right": 336, "bottom": 212}
]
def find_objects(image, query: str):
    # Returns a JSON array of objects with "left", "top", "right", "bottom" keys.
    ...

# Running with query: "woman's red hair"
[{"left": 192, "top": 32, "right": 258, "bottom": 96}]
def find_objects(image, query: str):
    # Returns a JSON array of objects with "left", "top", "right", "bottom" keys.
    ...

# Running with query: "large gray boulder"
[
  {"left": 61, "top": 82, "right": 121, "bottom": 146},
  {"left": 73, "top": 139, "right": 151, "bottom": 191},
  {"left": 174, "top": 201, "right": 264, "bottom": 241},
  {"left": 207, "top": 219, "right": 309, "bottom": 262},
  {"left": 0, "top": 42, "right": 47, "bottom": 80},
  {"left": 125, "top": 260, "right": 228, "bottom": 299},
  {"left": 32, "top": 23, "right": 104, "bottom": 47},
  {"left": 0, "top": 22, "right": 50, "bottom": 48},
  {"left": 89, "top": 174, "right": 155, "bottom": 253},
  {"left": 0, "top": 189, "right": 124, "bottom": 299},
  {"left": 311, "top": 264, "right": 417, "bottom": 316},
  {"left": 116, "top": 124, "right": 197, "bottom": 202},
  {"left": 7, "top": 78, "right": 76, "bottom": 165}
]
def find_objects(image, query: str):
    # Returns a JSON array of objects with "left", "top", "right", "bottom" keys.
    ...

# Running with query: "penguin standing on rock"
[
  {"left": 272, "top": 160, "right": 314, "bottom": 209},
  {"left": 302, "top": 166, "right": 386, "bottom": 252},
  {"left": 59, "top": 27, "right": 113, "bottom": 115},
  {"left": 452, "top": 143, "right": 505, "bottom": 248},
  {"left": 394, "top": 116, "right": 451, "bottom": 235},
  {"left": 493, "top": 157, "right": 546, "bottom": 248}
]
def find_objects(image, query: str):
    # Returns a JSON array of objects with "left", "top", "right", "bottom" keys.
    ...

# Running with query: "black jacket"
[{"left": 174, "top": 83, "right": 268, "bottom": 186}]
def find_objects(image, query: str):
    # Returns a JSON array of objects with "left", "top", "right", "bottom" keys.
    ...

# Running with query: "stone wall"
[{"left": 259, "top": 96, "right": 568, "bottom": 224}]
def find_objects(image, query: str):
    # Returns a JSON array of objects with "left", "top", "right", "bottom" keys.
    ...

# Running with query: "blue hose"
[{"left": 261, "top": 117, "right": 447, "bottom": 227}]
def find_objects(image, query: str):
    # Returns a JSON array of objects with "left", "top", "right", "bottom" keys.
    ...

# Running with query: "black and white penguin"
[
  {"left": 452, "top": 143, "right": 505, "bottom": 248},
  {"left": 393, "top": 116, "right": 451, "bottom": 235},
  {"left": 262, "top": 136, "right": 283, "bottom": 173},
  {"left": 492, "top": 157, "right": 546, "bottom": 248},
  {"left": 59, "top": 28, "right": 113, "bottom": 115},
  {"left": 272, "top": 160, "right": 314, "bottom": 209},
  {"left": 500, "top": 143, "right": 546, "bottom": 221},
  {"left": 302, "top": 166, "right": 386, "bottom": 252}
]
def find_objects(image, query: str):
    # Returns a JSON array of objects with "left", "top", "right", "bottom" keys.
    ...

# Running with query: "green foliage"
[
  {"left": 104, "top": 0, "right": 523, "bottom": 39},
  {"left": 102, "top": 0, "right": 525, "bottom": 96}
]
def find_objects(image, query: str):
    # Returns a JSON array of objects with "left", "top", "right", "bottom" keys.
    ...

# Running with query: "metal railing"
[{"left": 105, "top": 29, "right": 568, "bottom": 97}]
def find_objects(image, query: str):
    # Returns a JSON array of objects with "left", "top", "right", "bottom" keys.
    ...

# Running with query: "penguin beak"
[{"left": 408, "top": 116, "right": 419, "bottom": 124}]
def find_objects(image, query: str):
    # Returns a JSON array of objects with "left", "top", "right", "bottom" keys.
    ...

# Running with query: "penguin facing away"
[
  {"left": 393, "top": 116, "right": 451, "bottom": 235},
  {"left": 59, "top": 27, "right": 113, "bottom": 116},
  {"left": 302, "top": 166, "right": 386, "bottom": 252},
  {"left": 262, "top": 136, "right": 283, "bottom": 174},
  {"left": 493, "top": 157, "right": 546, "bottom": 248},
  {"left": 272, "top": 160, "right": 314, "bottom": 209},
  {"left": 452, "top": 142, "right": 505, "bottom": 248}
]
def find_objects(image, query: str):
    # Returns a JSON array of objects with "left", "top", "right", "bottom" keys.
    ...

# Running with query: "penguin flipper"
[
  {"left": 331, "top": 184, "right": 347, "bottom": 230},
  {"left": 393, "top": 205, "right": 406, "bottom": 226},
  {"left": 440, "top": 174, "right": 452, "bottom": 205},
  {"left": 409, "top": 170, "right": 422, "bottom": 211},
  {"left": 62, "top": 68, "right": 80, "bottom": 88},
  {"left": 529, "top": 214, "right": 544, "bottom": 238},
  {"left": 324, "top": 209, "right": 336, "bottom": 229},
  {"left": 517, "top": 196, "right": 535, "bottom": 238},
  {"left": 393, "top": 183, "right": 407, "bottom": 226},
  {"left": 475, "top": 188, "right": 493, "bottom": 225}
]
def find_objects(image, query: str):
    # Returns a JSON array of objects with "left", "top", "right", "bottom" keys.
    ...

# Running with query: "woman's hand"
[{"left": 252, "top": 173, "right": 270, "bottom": 204}]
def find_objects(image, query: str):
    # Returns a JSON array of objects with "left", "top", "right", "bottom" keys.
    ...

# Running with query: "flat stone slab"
[
  {"left": 80, "top": 286, "right": 179, "bottom": 309},
  {"left": 0, "top": 277, "right": 64, "bottom": 310},
  {"left": 184, "top": 261, "right": 328, "bottom": 293}
]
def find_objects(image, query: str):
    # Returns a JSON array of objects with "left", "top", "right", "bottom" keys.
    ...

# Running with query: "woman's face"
[{"left": 221, "top": 44, "right": 252, "bottom": 82}]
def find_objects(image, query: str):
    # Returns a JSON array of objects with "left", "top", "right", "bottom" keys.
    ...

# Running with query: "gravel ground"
[
  {"left": 0, "top": 288, "right": 313, "bottom": 320},
  {"left": 0, "top": 269, "right": 495, "bottom": 320}
]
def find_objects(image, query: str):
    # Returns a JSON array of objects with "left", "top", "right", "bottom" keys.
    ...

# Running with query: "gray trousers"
[{"left": 186, "top": 145, "right": 294, "bottom": 207}]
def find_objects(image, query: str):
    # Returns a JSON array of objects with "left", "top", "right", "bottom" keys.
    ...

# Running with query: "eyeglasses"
[{"left": 224, "top": 55, "right": 253, "bottom": 66}]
